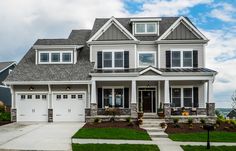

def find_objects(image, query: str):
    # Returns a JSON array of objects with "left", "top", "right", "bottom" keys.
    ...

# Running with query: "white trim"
[
  {"left": 157, "top": 16, "right": 208, "bottom": 41},
  {"left": 130, "top": 18, "right": 162, "bottom": 22},
  {"left": 158, "top": 44, "right": 160, "bottom": 68},
  {"left": 87, "top": 16, "right": 138, "bottom": 42},
  {"left": 102, "top": 50, "right": 125, "bottom": 69},
  {"left": 170, "top": 49, "right": 193, "bottom": 68},
  {"left": 0, "top": 62, "right": 16, "bottom": 73},
  {"left": 140, "top": 66, "right": 162, "bottom": 75},
  {"left": 38, "top": 51, "right": 73, "bottom": 64},
  {"left": 138, "top": 51, "right": 157, "bottom": 68},
  {"left": 157, "top": 22, "right": 160, "bottom": 36},
  {"left": 158, "top": 81, "right": 161, "bottom": 108},
  {"left": 0, "top": 85, "right": 9, "bottom": 88},
  {"left": 134, "top": 44, "right": 137, "bottom": 68},
  {"left": 170, "top": 86, "right": 194, "bottom": 107},
  {"left": 33, "top": 45, "right": 83, "bottom": 49},
  {"left": 90, "top": 45, "right": 93, "bottom": 62},
  {"left": 35, "top": 49, "right": 38, "bottom": 65},
  {"left": 102, "top": 86, "right": 125, "bottom": 108},
  {"left": 134, "top": 22, "right": 158, "bottom": 35},
  {"left": 73, "top": 47, "right": 77, "bottom": 64},
  {"left": 4, "top": 81, "right": 91, "bottom": 85},
  {"left": 203, "top": 44, "right": 206, "bottom": 67}
]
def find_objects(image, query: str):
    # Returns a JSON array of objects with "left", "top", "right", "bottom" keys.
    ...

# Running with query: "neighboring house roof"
[
  {"left": 227, "top": 109, "right": 236, "bottom": 119},
  {"left": 0, "top": 61, "right": 16, "bottom": 73},
  {"left": 5, "top": 30, "right": 94, "bottom": 82}
]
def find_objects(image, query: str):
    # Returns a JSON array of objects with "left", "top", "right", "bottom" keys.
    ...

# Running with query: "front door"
[
  {"left": 142, "top": 91, "right": 152, "bottom": 112},
  {"left": 138, "top": 88, "right": 156, "bottom": 113}
]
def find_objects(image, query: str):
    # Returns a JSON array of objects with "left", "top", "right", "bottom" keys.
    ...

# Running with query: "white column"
[
  {"left": 164, "top": 80, "right": 170, "bottom": 104},
  {"left": 10, "top": 85, "right": 15, "bottom": 109},
  {"left": 87, "top": 84, "right": 91, "bottom": 108},
  {"left": 91, "top": 80, "right": 96, "bottom": 104},
  {"left": 48, "top": 84, "right": 52, "bottom": 108},
  {"left": 207, "top": 80, "right": 213, "bottom": 103},
  {"left": 131, "top": 80, "right": 136, "bottom": 103}
]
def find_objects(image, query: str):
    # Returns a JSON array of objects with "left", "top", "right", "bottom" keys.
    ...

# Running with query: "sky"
[{"left": 0, "top": 0, "right": 236, "bottom": 108}]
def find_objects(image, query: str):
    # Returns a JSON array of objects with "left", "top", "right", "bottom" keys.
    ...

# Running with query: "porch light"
[
  {"left": 66, "top": 86, "right": 71, "bottom": 90},
  {"left": 29, "top": 86, "right": 34, "bottom": 91}
]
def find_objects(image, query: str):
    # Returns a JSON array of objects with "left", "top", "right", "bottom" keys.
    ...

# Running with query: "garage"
[
  {"left": 52, "top": 92, "right": 86, "bottom": 122},
  {"left": 16, "top": 93, "right": 48, "bottom": 122}
]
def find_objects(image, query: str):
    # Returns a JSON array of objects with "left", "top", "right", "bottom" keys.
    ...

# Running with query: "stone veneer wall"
[
  {"left": 164, "top": 103, "right": 171, "bottom": 117},
  {"left": 11, "top": 108, "right": 17, "bottom": 122},
  {"left": 130, "top": 103, "right": 137, "bottom": 117},
  {"left": 206, "top": 103, "right": 215, "bottom": 116},
  {"left": 97, "top": 109, "right": 131, "bottom": 115},
  {"left": 48, "top": 109, "right": 53, "bottom": 122}
]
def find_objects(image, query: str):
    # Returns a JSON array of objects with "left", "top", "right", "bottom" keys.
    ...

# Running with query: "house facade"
[{"left": 4, "top": 16, "right": 217, "bottom": 122}]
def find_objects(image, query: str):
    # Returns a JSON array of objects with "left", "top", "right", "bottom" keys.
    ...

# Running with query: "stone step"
[
  {"left": 148, "top": 132, "right": 169, "bottom": 138},
  {"left": 142, "top": 127, "right": 165, "bottom": 132},
  {"left": 142, "top": 116, "right": 160, "bottom": 119},
  {"left": 142, "top": 121, "right": 165, "bottom": 124},
  {"left": 141, "top": 123, "right": 162, "bottom": 127}
]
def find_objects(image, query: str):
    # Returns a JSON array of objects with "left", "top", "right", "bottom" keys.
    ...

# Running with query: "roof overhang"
[
  {"left": 3, "top": 80, "right": 91, "bottom": 85},
  {"left": 156, "top": 40, "right": 209, "bottom": 44},
  {"left": 33, "top": 45, "right": 84, "bottom": 49},
  {"left": 0, "top": 62, "right": 16, "bottom": 73},
  {"left": 130, "top": 18, "right": 162, "bottom": 22}
]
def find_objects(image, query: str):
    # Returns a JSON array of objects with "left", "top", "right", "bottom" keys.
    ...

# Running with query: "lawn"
[
  {"left": 72, "top": 127, "right": 151, "bottom": 140},
  {"left": 72, "top": 144, "right": 159, "bottom": 151},
  {"left": 181, "top": 145, "right": 236, "bottom": 151},
  {"left": 169, "top": 131, "right": 236, "bottom": 142}
]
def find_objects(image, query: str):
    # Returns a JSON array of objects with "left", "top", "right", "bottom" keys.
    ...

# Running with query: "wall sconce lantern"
[
  {"left": 29, "top": 86, "right": 34, "bottom": 91},
  {"left": 66, "top": 86, "right": 71, "bottom": 91}
]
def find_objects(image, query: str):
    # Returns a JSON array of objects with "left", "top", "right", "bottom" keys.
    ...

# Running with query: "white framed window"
[
  {"left": 27, "top": 95, "right": 32, "bottom": 99},
  {"left": 56, "top": 95, "right": 61, "bottom": 100},
  {"left": 71, "top": 95, "right": 76, "bottom": 99},
  {"left": 171, "top": 49, "right": 193, "bottom": 68},
  {"left": 102, "top": 50, "right": 124, "bottom": 69},
  {"left": 135, "top": 23, "right": 157, "bottom": 34},
  {"left": 102, "top": 87, "right": 124, "bottom": 108},
  {"left": 42, "top": 95, "right": 47, "bottom": 100},
  {"left": 21, "top": 95, "right": 26, "bottom": 100},
  {"left": 39, "top": 51, "right": 73, "bottom": 64},
  {"left": 171, "top": 87, "right": 193, "bottom": 107},
  {"left": 138, "top": 51, "right": 156, "bottom": 67},
  {"left": 78, "top": 94, "right": 83, "bottom": 99},
  {"left": 35, "top": 95, "right": 40, "bottom": 99},
  {"left": 63, "top": 95, "right": 68, "bottom": 99}
]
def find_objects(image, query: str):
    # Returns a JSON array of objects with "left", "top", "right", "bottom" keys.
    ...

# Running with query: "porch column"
[
  {"left": 85, "top": 84, "right": 91, "bottom": 118},
  {"left": 164, "top": 80, "right": 171, "bottom": 117},
  {"left": 10, "top": 85, "right": 16, "bottom": 122},
  {"left": 206, "top": 79, "right": 215, "bottom": 116},
  {"left": 48, "top": 84, "right": 53, "bottom": 122},
  {"left": 131, "top": 80, "right": 137, "bottom": 117},
  {"left": 90, "top": 80, "right": 97, "bottom": 116}
]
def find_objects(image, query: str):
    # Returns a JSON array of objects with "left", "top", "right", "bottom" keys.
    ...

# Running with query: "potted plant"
[
  {"left": 160, "top": 122, "right": 166, "bottom": 129},
  {"left": 157, "top": 102, "right": 164, "bottom": 118},
  {"left": 138, "top": 103, "right": 144, "bottom": 119}
]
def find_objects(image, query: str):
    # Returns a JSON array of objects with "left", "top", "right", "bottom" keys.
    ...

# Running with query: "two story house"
[{"left": 4, "top": 16, "right": 217, "bottom": 122}]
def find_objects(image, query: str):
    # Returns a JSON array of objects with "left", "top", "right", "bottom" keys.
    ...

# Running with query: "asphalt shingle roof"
[{"left": 0, "top": 61, "right": 15, "bottom": 72}]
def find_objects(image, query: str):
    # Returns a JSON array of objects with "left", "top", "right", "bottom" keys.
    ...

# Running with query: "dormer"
[{"left": 130, "top": 18, "right": 162, "bottom": 36}]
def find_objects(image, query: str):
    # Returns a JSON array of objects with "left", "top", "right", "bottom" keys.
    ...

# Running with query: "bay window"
[{"left": 171, "top": 50, "right": 193, "bottom": 68}]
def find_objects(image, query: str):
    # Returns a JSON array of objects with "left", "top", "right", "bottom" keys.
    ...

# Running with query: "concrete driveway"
[{"left": 0, "top": 122, "right": 84, "bottom": 151}]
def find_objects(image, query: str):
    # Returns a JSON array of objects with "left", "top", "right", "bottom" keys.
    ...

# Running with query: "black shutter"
[
  {"left": 166, "top": 50, "right": 171, "bottom": 68},
  {"left": 169, "top": 87, "right": 172, "bottom": 106},
  {"left": 193, "top": 87, "right": 199, "bottom": 107},
  {"left": 124, "top": 88, "right": 129, "bottom": 108},
  {"left": 124, "top": 51, "right": 129, "bottom": 68},
  {"left": 193, "top": 50, "right": 198, "bottom": 68},
  {"left": 97, "top": 51, "right": 102, "bottom": 69},
  {"left": 97, "top": 88, "right": 102, "bottom": 108}
]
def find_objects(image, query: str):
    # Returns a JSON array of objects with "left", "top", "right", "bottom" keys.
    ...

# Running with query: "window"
[
  {"left": 40, "top": 53, "right": 49, "bottom": 62},
  {"left": 183, "top": 88, "right": 193, "bottom": 107},
  {"left": 27, "top": 95, "right": 32, "bottom": 99},
  {"left": 171, "top": 50, "right": 193, "bottom": 68},
  {"left": 38, "top": 51, "right": 73, "bottom": 64},
  {"left": 21, "top": 95, "right": 25, "bottom": 100},
  {"left": 103, "top": 52, "right": 112, "bottom": 68},
  {"left": 103, "top": 51, "right": 124, "bottom": 68},
  {"left": 63, "top": 95, "right": 68, "bottom": 99},
  {"left": 171, "top": 88, "right": 181, "bottom": 107},
  {"left": 51, "top": 53, "right": 60, "bottom": 62},
  {"left": 71, "top": 95, "right": 76, "bottom": 99},
  {"left": 62, "top": 53, "right": 71, "bottom": 62},
  {"left": 135, "top": 23, "right": 157, "bottom": 34},
  {"left": 103, "top": 88, "right": 124, "bottom": 108},
  {"left": 138, "top": 52, "right": 156, "bottom": 67},
  {"left": 56, "top": 95, "right": 61, "bottom": 100},
  {"left": 78, "top": 94, "right": 83, "bottom": 99},
  {"left": 35, "top": 95, "right": 40, "bottom": 99},
  {"left": 42, "top": 95, "right": 47, "bottom": 99}
]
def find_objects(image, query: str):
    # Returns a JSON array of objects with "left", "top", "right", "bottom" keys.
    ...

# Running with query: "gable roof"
[
  {"left": 140, "top": 66, "right": 162, "bottom": 75},
  {"left": 0, "top": 61, "right": 16, "bottom": 73},
  {"left": 227, "top": 109, "right": 236, "bottom": 119}
]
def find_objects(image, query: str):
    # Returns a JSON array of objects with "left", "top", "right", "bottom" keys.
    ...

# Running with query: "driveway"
[{"left": 0, "top": 122, "right": 84, "bottom": 151}]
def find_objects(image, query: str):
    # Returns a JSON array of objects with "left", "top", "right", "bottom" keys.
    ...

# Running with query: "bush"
[
  {"left": 173, "top": 117, "right": 179, "bottom": 124},
  {"left": 0, "top": 112, "right": 11, "bottom": 121},
  {"left": 94, "top": 117, "right": 100, "bottom": 123},
  {"left": 126, "top": 117, "right": 131, "bottom": 123},
  {"left": 216, "top": 118, "right": 225, "bottom": 125},
  {"left": 200, "top": 118, "right": 206, "bottom": 124},
  {"left": 225, "top": 119, "right": 231, "bottom": 124},
  {"left": 188, "top": 118, "right": 193, "bottom": 124},
  {"left": 0, "top": 105, "right": 5, "bottom": 113}
]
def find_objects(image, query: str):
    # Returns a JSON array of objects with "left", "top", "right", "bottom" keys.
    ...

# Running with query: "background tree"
[{"left": 232, "top": 90, "right": 236, "bottom": 110}]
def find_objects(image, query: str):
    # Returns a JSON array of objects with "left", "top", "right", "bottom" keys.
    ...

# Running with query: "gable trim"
[
  {"left": 0, "top": 62, "right": 16, "bottom": 73},
  {"left": 157, "top": 16, "right": 208, "bottom": 41},
  {"left": 140, "top": 66, "right": 162, "bottom": 75},
  {"left": 88, "top": 16, "right": 138, "bottom": 42}
]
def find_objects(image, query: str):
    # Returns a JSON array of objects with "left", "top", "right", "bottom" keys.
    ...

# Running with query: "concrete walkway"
[{"left": 0, "top": 122, "right": 84, "bottom": 151}]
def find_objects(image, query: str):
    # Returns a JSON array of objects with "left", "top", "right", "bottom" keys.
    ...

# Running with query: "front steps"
[{"left": 141, "top": 118, "right": 169, "bottom": 139}]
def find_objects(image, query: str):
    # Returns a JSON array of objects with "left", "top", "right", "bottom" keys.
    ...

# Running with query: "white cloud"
[{"left": 209, "top": 3, "right": 236, "bottom": 22}]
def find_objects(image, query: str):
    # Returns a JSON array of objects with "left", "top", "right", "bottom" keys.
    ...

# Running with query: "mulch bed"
[
  {"left": 165, "top": 123, "right": 236, "bottom": 134},
  {"left": 0, "top": 121, "right": 12, "bottom": 126},
  {"left": 83, "top": 121, "right": 146, "bottom": 132}
]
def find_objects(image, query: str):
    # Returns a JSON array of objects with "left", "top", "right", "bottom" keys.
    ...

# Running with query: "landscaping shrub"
[
  {"left": 173, "top": 117, "right": 179, "bottom": 124},
  {"left": 188, "top": 118, "right": 193, "bottom": 124},
  {"left": 225, "top": 119, "right": 231, "bottom": 124},
  {"left": 0, "top": 112, "right": 11, "bottom": 121},
  {"left": 94, "top": 117, "right": 101, "bottom": 123},
  {"left": 0, "top": 105, "right": 5, "bottom": 113},
  {"left": 216, "top": 118, "right": 224, "bottom": 125},
  {"left": 126, "top": 117, "right": 131, "bottom": 123},
  {"left": 200, "top": 118, "right": 206, "bottom": 124}
]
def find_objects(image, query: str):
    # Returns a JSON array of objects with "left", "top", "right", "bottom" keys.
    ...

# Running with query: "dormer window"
[
  {"left": 38, "top": 51, "right": 73, "bottom": 64},
  {"left": 135, "top": 23, "right": 157, "bottom": 34}
]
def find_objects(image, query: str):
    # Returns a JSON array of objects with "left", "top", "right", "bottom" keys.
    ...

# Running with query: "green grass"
[
  {"left": 169, "top": 131, "right": 236, "bottom": 142},
  {"left": 72, "top": 128, "right": 151, "bottom": 140},
  {"left": 182, "top": 145, "right": 236, "bottom": 151},
  {"left": 72, "top": 144, "right": 159, "bottom": 151}
]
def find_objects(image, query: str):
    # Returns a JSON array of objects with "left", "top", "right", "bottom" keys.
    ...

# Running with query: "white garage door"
[
  {"left": 53, "top": 92, "right": 86, "bottom": 122},
  {"left": 17, "top": 93, "right": 48, "bottom": 122}
]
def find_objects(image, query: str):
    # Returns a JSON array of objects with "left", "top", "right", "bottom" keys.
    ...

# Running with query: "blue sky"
[{"left": 0, "top": 0, "right": 236, "bottom": 108}]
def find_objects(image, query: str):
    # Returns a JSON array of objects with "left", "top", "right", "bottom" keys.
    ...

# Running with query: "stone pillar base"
[
  {"left": 48, "top": 109, "right": 53, "bottom": 122},
  {"left": 164, "top": 103, "right": 171, "bottom": 118},
  {"left": 131, "top": 103, "right": 137, "bottom": 118},
  {"left": 90, "top": 103, "right": 97, "bottom": 116},
  {"left": 206, "top": 103, "right": 215, "bottom": 116},
  {"left": 11, "top": 108, "right": 17, "bottom": 122}
]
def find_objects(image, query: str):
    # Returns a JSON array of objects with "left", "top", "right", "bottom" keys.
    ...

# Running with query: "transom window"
[
  {"left": 103, "top": 51, "right": 124, "bottom": 68},
  {"left": 135, "top": 23, "right": 157, "bottom": 34},
  {"left": 171, "top": 87, "right": 193, "bottom": 107},
  {"left": 39, "top": 51, "right": 73, "bottom": 64},
  {"left": 138, "top": 52, "right": 156, "bottom": 67},
  {"left": 103, "top": 88, "right": 124, "bottom": 108},
  {"left": 171, "top": 50, "right": 193, "bottom": 68}
]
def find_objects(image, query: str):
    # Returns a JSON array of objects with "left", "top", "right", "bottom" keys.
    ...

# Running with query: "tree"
[{"left": 232, "top": 90, "right": 236, "bottom": 110}]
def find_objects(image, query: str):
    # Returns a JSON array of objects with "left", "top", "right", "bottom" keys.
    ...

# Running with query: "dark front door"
[{"left": 142, "top": 91, "right": 152, "bottom": 112}]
